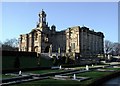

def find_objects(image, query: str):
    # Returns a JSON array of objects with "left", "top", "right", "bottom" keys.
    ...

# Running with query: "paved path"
[{"left": 102, "top": 76, "right": 120, "bottom": 86}]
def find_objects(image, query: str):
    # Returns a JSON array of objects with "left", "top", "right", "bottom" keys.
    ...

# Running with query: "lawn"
[
  {"left": 11, "top": 71, "right": 112, "bottom": 86},
  {"left": 12, "top": 79, "right": 84, "bottom": 86},
  {"left": 75, "top": 71, "right": 112, "bottom": 85},
  {"left": 2, "top": 74, "right": 16, "bottom": 79},
  {"left": 2, "top": 69, "right": 66, "bottom": 79},
  {"left": 3, "top": 67, "right": 120, "bottom": 86},
  {"left": 104, "top": 67, "right": 120, "bottom": 71},
  {"left": 26, "top": 69, "right": 66, "bottom": 74},
  {"left": 73, "top": 64, "right": 110, "bottom": 69}
]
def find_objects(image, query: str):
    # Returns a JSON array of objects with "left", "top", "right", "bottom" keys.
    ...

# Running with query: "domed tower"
[
  {"left": 51, "top": 25, "right": 56, "bottom": 31},
  {"left": 38, "top": 9, "right": 47, "bottom": 28},
  {"left": 51, "top": 25, "right": 56, "bottom": 34}
]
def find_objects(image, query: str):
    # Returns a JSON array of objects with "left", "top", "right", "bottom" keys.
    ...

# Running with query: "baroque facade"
[{"left": 19, "top": 10, "right": 104, "bottom": 57}]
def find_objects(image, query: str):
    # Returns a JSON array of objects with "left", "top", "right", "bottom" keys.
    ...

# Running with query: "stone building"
[
  {"left": 19, "top": 9, "right": 104, "bottom": 58},
  {"left": 19, "top": 9, "right": 66, "bottom": 54},
  {"left": 66, "top": 26, "right": 104, "bottom": 58}
]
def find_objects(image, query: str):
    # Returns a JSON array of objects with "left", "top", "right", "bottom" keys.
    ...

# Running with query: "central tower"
[{"left": 39, "top": 9, "right": 47, "bottom": 28}]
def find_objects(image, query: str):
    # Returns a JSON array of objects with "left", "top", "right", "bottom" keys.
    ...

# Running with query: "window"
[
  {"left": 71, "top": 43, "right": 75, "bottom": 50},
  {"left": 35, "top": 33, "right": 38, "bottom": 40}
]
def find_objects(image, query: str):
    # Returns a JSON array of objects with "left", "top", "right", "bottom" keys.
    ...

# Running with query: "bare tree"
[
  {"left": 112, "top": 42, "right": 120, "bottom": 55},
  {"left": 104, "top": 40, "right": 120, "bottom": 56},
  {"left": 104, "top": 40, "right": 114, "bottom": 55},
  {"left": 4, "top": 38, "right": 18, "bottom": 47},
  {"left": 2, "top": 38, "right": 19, "bottom": 51}
]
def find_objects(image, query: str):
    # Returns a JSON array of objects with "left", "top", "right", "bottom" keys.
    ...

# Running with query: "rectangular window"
[{"left": 71, "top": 43, "right": 75, "bottom": 50}]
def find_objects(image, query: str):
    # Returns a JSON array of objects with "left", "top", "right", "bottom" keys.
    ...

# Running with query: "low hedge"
[
  {"left": 2, "top": 66, "right": 51, "bottom": 74},
  {"left": 2, "top": 50, "right": 37, "bottom": 56}
]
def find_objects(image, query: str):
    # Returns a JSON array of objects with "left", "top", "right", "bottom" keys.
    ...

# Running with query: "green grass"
[
  {"left": 11, "top": 71, "right": 112, "bottom": 86},
  {"left": 12, "top": 79, "right": 84, "bottom": 86},
  {"left": 104, "top": 68, "right": 120, "bottom": 71},
  {"left": 26, "top": 69, "right": 66, "bottom": 74},
  {"left": 2, "top": 74, "right": 16, "bottom": 79},
  {"left": 4, "top": 67, "right": 120, "bottom": 86},
  {"left": 76, "top": 71, "right": 110, "bottom": 78},
  {"left": 65, "top": 71, "right": 112, "bottom": 85},
  {"left": 73, "top": 64, "right": 110, "bottom": 69}
]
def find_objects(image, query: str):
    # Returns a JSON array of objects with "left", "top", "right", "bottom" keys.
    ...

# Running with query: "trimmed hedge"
[
  {"left": 2, "top": 51, "right": 38, "bottom": 72},
  {"left": 2, "top": 56, "right": 38, "bottom": 70},
  {"left": 40, "top": 56, "right": 53, "bottom": 67},
  {"left": 2, "top": 50, "right": 37, "bottom": 56},
  {"left": 2, "top": 51, "right": 54, "bottom": 73}
]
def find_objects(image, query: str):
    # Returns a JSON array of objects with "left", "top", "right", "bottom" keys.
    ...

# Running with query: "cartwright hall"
[{"left": 19, "top": 9, "right": 104, "bottom": 58}]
